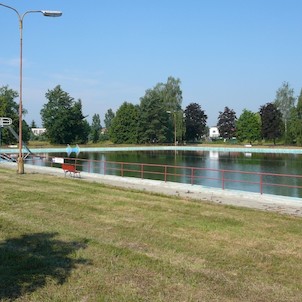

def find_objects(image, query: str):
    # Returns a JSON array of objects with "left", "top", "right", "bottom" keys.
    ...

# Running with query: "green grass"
[{"left": 0, "top": 167, "right": 302, "bottom": 301}]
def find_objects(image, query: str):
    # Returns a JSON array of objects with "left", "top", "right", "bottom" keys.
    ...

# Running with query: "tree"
[
  {"left": 90, "top": 114, "right": 102, "bottom": 143},
  {"left": 77, "top": 118, "right": 90, "bottom": 144},
  {"left": 40, "top": 85, "right": 89, "bottom": 144},
  {"left": 30, "top": 120, "right": 37, "bottom": 128},
  {"left": 0, "top": 85, "right": 30, "bottom": 144},
  {"left": 287, "top": 89, "right": 302, "bottom": 145},
  {"left": 287, "top": 107, "right": 299, "bottom": 145},
  {"left": 259, "top": 103, "right": 283, "bottom": 145},
  {"left": 29, "top": 120, "right": 37, "bottom": 141},
  {"left": 109, "top": 102, "right": 139, "bottom": 144},
  {"left": 137, "top": 76, "right": 183, "bottom": 144},
  {"left": 296, "top": 89, "right": 302, "bottom": 145},
  {"left": 162, "top": 76, "right": 183, "bottom": 111},
  {"left": 236, "top": 109, "right": 261, "bottom": 144},
  {"left": 184, "top": 103, "right": 207, "bottom": 142},
  {"left": 104, "top": 109, "right": 115, "bottom": 132},
  {"left": 217, "top": 107, "right": 236, "bottom": 139},
  {"left": 138, "top": 92, "right": 170, "bottom": 143},
  {"left": 21, "top": 120, "right": 31, "bottom": 143},
  {"left": 274, "top": 82, "right": 296, "bottom": 141}
]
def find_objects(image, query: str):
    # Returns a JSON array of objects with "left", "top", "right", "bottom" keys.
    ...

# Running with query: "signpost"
[
  {"left": 0, "top": 117, "right": 12, "bottom": 127},
  {"left": 0, "top": 117, "right": 13, "bottom": 162}
]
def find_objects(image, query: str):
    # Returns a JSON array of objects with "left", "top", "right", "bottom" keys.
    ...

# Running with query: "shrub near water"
[{"left": 0, "top": 167, "right": 302, "bottom": 301}]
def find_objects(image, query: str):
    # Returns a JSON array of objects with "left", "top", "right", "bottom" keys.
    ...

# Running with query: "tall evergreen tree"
[
  {"left": 137, "top": 76, "right": 183, "bottom": 144},
  {"left": 138, "top": 92, "right": 170, "bottom": 143},
  {"left": 90, "top": 114, "right": 102, "bottom": 143},
  {"left": 30, "top": 120, "right": 37, "bottom": 128},
  {"left": 217, "top": 107, "right": 237, "bottom": 139},
  {"left": 184, "top": 103, "right": 207, "bottom": 142},
  {"left": 259, "top": 102, "right": 283, "bottom": 145}
]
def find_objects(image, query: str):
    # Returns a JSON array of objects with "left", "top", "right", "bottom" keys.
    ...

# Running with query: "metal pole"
[
  {"left": 18, "top": 17, "right": 24, "bottom": 173},
  {"left": 0, "top": 3, "right": 62, "bottom": 174},
  {"left": 141, "top": 164, "right": 144, "bottom": 179}
]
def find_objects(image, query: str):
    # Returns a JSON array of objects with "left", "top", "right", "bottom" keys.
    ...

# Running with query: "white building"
[
  {"left": 31, "top": 128, "right": 46, "bottom": 136},
  {"left": 209, "top": 126, "right": 220, "bottom": 139}
]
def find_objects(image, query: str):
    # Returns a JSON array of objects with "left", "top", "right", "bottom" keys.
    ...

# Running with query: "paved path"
[{"left": 2, "top": 162, "right": 302, "bottom": 217}]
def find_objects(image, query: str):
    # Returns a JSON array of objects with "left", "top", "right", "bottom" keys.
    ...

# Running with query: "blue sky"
[{"left": 1, "top": 0, "right": 302, "bottom": 127}]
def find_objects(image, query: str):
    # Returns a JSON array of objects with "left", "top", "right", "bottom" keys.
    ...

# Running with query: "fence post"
[
  {"left": 104, "top": 160, "right": 106, "bottom": 175},
  {"left": 141, "top": 164, "right": 144, "bottom": 179},
  {"left": 222, "top": 170, "right": 225, "bottom": 190},
  {"left": 164, "top": 166, "right": 167, "bottom": 182},
  {"left": 260, "top": 174, "right": 263, "bottom": 194},
  {"left": 191, "top": 167, "right": 194, "bottom": 185},
  {"left": 121, "top": 163, "right": 124, "bottom": 177}
]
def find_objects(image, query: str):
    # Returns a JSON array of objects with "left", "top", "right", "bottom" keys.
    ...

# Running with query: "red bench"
[{"left": 62, "top": 163, "right": 81, "bottom": 178}]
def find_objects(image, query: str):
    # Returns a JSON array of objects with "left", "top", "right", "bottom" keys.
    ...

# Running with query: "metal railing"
[{"left": 32, "top": 155, "right": 302, "bottom": 198}]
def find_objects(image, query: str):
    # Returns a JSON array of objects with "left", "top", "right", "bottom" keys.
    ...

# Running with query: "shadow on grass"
[{"left": 0, "top": 232, "right": 89, "bottom": 300}]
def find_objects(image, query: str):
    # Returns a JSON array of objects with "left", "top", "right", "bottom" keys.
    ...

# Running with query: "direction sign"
[{"left": 0, "top": 117, "right": 12, "bottom": 127}]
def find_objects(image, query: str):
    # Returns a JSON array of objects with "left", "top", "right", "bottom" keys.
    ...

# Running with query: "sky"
[{"left": 0, "top": 0, "right": 302, "bottom": 127}]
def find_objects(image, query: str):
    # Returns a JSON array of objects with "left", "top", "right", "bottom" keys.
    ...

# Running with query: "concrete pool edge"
[
  {"left": 1, "top": 162, "right": 301, "bottom": 217},
  {"left": 2, "top": 145, "right": 302, "bottom": 154}
]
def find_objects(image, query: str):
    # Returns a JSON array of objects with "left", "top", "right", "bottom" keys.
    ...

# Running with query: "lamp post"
[
  {"left": 167, "top": 111, "right": 177, "bottom": 146},
  {"left": 0, "top": 3, "right": 62, "bottom": 174}
]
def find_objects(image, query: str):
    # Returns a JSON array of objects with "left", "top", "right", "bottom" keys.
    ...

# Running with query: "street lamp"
[
  {"left": 0, "top": 3, "right": 62, "bottom": 174},
  {"left": 167, "top": 111, "right": 177, "bottom": 146}
]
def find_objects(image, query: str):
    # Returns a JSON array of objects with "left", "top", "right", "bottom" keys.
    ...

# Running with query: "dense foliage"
[
  {"left": 274, "top": 82, "right": 295, "bottom": 142},
  {"left": 236, "top": 110, "right": 261, "bottom": 144},
  {"left": 109, "top": 102, "right": 139, "bottom": 144},
  {"left": 104, "top": 109, "right": 115, "bottom": 131},
  {"left": 286, "top": 89, "right": 302, "bottom": 145},
  {"left": 184, "top": 103, "right": 207, "bottom": 142},
  {"left": 259, "top": 103, "right": 283, "bottom": 144},
  {"left": 90, "top": 114, "right": 102, "bottom": 143},
  {"left": 4, "top": 79, "right": 302, "bottom": 146},
  {"left": 40, "top": 85, "right": 89, "bottom": 144},
  {"left": 136, "top": 77, "right": 183, "bottom": 144},
  {"left": 0, "top": 86, "right": 30, "bottom": 144},
  {"left": 138, "top": 93, "right": 170, "bottom": 143},
  {"left": 217, "top": 107, "right": 237, "bottom": 139}
]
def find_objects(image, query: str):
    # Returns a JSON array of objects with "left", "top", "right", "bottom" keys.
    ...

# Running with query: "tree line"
[{"left": 1, "top": 78, "right": 302, "bottom": 146}]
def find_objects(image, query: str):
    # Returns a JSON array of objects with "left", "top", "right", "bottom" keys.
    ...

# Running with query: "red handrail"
[{"left": 40, "top": 156, "right": 302, "bottom": 197}]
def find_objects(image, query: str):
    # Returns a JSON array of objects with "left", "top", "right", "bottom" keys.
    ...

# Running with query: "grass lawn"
[{"left": 0, "top": 167, "right": 302, "bottom": 301}]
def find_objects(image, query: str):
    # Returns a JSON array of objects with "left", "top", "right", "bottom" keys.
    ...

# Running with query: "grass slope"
[{"left": 0, "top": 167, "right": 302, "bottom": 301}]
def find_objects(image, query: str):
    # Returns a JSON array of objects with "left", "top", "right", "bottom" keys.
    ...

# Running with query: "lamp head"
[{"left": 41, "top": 10, "right": 62, "bottom": 17}]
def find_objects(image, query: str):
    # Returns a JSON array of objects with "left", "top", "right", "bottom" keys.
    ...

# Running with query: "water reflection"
[{"left": 25, "top": 150, "right": 302, "bottom": 198}]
